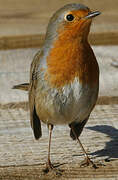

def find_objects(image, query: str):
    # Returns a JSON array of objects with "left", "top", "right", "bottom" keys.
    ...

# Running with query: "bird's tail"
[{"left": 12, "top": 83, "right": 29, "bottom": 91}]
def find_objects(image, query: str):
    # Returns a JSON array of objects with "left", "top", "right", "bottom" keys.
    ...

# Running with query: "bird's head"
[{"left": 45, "top": 3, "right": 101, "bottom": 44}]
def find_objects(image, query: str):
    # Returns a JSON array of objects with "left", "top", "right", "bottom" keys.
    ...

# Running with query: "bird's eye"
[{"left": 65, "top": 14, "right": 74, "bottom": 21}]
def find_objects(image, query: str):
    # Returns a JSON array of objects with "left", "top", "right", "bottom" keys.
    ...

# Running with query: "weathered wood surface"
[
  {"left": 0, "top": 0, "right": 118, "bottom": 49},
  {"left": 0, "top": 105, "right": 118, "bottom": 179},
  {"left": 2, "top": 33, "right": 118, "bottom": 50}
]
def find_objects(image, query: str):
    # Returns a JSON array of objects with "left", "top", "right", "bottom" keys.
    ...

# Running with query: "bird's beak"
[{"left": 84, "top": 11, "right": 101, "bottom": 19}]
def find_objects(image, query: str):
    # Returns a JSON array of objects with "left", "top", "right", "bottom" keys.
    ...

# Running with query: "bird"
[{"left": 13, "top": 3, "right": 100, "bottom": 173}]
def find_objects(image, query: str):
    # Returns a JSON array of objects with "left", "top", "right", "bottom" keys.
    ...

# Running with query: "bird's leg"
[
  {"left": 43, "top": 124, "right": 63, "bottom": 175},
  {"left": 46, "top": 124, "right": 54, "bottom": 170},
  {"left": 71, "top": 126, "right": 97, "bottom": 169}
]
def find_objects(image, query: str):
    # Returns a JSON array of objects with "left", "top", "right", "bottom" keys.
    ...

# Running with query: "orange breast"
[{"left": 46, "top": 32, "right": 99, "bottom": 88}]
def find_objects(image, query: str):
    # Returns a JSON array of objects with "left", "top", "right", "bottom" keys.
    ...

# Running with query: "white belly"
[{"left": 36, "top": 78, "right": 98, "bottom": 125}]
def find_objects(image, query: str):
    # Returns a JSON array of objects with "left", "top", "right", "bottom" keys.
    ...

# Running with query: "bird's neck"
[{"left": 45, "top": 36, "right": 99, "bottom": 89}]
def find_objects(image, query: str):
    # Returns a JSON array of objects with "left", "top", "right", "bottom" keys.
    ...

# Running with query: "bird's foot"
[
  {"left": 43, "top": 161, "right": 54, "bottom": 173},
  {"left": 80, "top": 156, "right": 98, "bottom": 169},
  {"left": 43, "top": 161, "right": 63, "bottom": 176}
]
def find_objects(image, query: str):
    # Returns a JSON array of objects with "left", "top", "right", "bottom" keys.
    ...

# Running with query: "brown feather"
[{"left": 29, "top": 51, "right": 43, "bottom": 139}]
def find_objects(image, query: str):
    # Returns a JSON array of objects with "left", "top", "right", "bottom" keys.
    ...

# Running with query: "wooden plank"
[
  {"left": 0, "top": 105, "right": 118, "bottom": 179},
  {"left": 1, "top": 32, "right": 118, "bottom": 50},
  {"left": 0, "top": 34, "right": 45, "bottom": 50},
  {"left": 89, "top": 33, "right": 118, "bottom": 45},
  {"left": 1, "top": 162, "right": 118, "bottom": 180},
  {"left": 0, "top": 0, "right": 118, "bottom": 49}
]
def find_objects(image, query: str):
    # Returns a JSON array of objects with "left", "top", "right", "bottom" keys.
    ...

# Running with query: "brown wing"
[{"left": 29, "top": 50, "right": 42, "bottom": 139}]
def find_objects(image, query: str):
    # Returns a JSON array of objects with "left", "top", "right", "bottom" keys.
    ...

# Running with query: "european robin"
[{"left": 13, "top": 3, "right": 101, "bottom": 173}]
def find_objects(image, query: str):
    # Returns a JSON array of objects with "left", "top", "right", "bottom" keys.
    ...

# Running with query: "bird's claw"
[
  {"left": 43, "top": 161, "right": 54, "bottom": 173},
  {"left": 43, "top": 161, "right": 63, "bottom": 176},
  {"left": 80, "top": 157, "right": 98, "bottom": 169}
]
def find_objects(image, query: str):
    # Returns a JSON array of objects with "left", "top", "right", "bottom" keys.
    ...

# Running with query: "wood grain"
[
  {"left": 0, "top": 105, "right": 118, "bottom": 179},
  {"left": 1, "top": 33, "right": 118, "bottom": 50}
]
